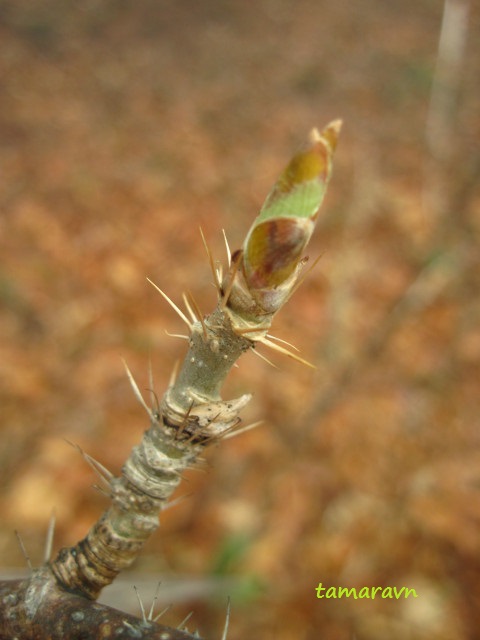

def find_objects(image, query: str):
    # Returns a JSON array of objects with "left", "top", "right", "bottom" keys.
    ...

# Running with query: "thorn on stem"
[
  {"left": 153, "top": 603, "right": 172, "bottom": 623},
  {"left": 222, "top": 420, "right": 263, "bottom": 441},
  {"left": 200, "top": 227, "right": 222, "bottom": 297},
  {"left": 14, "top": 530, "right": 33, "bottom": 571},
  {"left": 266, "top": 333, "right": 300, "bottom": 352},
  {"left": 176, "top": 401, "right": 195, "bottom": 440},
  {"left": 133, "top": 585, "right": 147, "bottom": 623},
  {"left": 122, "top": 358, "right": 155, "bottom": 420},
  {"left": 169, "top": 360, "right": 180, "bottom": 388},
  {"left": 165, "top": 329, "right": 190, "bottom": 341},
  {"left": 187, "top": 290, "right": 208, "bottom": 341},
  {"left": 222, "top": 229, "right": 232, "bottom": 266},
  {"left": 177, "top": 610, "right": 194, "bottom": 630},
  {"left": 220, "top": 597, "right": 231, "bottom": 640},
  {"left": 147, "top": 277, "right": 193, "bottom": 330},
  {"left": 257, "top": 336, "right": 316, "bottom": 369},
  {"left": 290, "top": 252, "right": 324, "bottom": 298},
  {"left": 66, "top": 440, "right": 114, "bottom": 489},
  {"left": 250, "top": 347, "right": 278, "bottom": 369},
  {"left": 147, "top": 581, "right": 162, "bottom": 621},
  {"left": 220, "top": 249, "right": 243, "bottom": 309},
  {"left": 44, "top": 508, "right": 56, "bottom": 563},
  {"left": 182, "top": 292, "right": 199, "bottom": 324}
]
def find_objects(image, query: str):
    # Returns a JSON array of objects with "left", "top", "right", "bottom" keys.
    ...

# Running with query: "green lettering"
[{"left": 315, "top": 584, "right": 417, "bottom": 600}]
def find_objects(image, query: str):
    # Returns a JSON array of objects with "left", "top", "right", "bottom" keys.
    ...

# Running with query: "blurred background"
[{"left": 1, "top": 1, "right": 479, "bottom": 638}]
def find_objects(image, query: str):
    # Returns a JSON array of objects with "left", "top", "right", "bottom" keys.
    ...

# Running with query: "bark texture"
[{"left": 0, "top": 568, "right": 200, "bottom": 639}]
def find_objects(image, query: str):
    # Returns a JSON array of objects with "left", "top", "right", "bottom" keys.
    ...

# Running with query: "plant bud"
[{"left": 242, "top": 120, "right": 341, "bottom": 308}]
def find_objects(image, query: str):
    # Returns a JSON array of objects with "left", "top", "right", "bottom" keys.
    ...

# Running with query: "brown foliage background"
[{"left": 1, "top": 1, "right": 479, "bottom": 639}]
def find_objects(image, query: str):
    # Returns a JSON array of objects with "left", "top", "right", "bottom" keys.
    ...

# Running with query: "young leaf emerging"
[{"left": 227, "top": 120, "right": 341, "bottom": 321}]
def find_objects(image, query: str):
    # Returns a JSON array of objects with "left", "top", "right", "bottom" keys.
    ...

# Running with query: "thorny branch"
[{"left": 0, "top": 122, "right": 340, "bottom": 640}]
